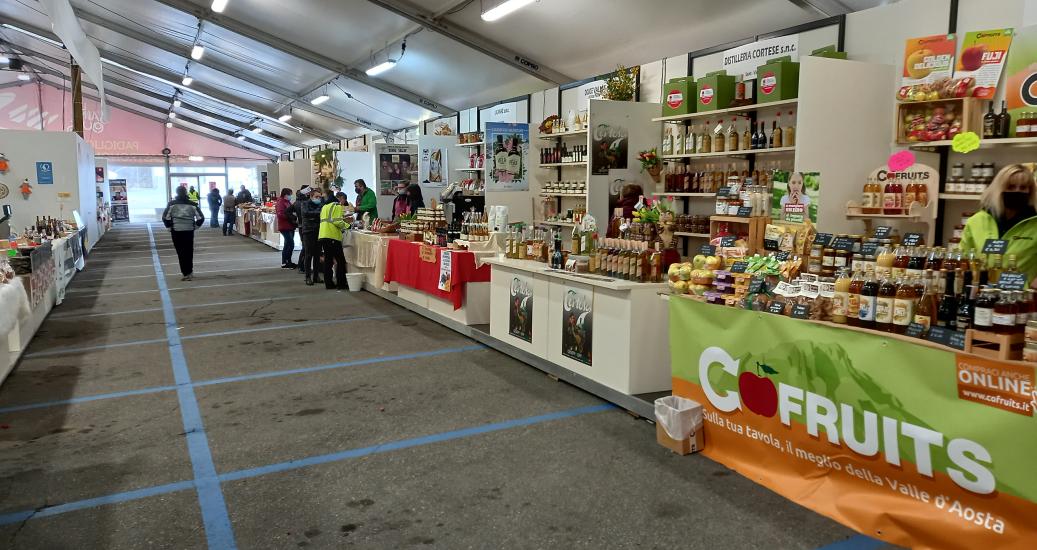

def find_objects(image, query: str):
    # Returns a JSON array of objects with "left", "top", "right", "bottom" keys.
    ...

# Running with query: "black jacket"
[
  {"left": 298, "top": 199, "right": 323, "bottom": 234},
  {"left": 235, "top": 189, "right": 253, "bottom": 204},
  {"left": 207, "top": 191, "right": 222, "bottom": 210}
]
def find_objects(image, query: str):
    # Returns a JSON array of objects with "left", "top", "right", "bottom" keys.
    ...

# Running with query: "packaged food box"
[
  {"left": 662, "top": 77, "right": 696, "bottom": 117},
  {"left": 756, "top": 56, "right": 800, "bottom": 103},
  {"left": 810, "top": 45, "right": 848, "bottom": 60},
  {"left": 696, "top": 71, "right": 736, "bottom": 112}
]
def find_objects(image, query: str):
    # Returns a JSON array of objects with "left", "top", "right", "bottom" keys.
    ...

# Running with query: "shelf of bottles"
[
  {"left": 662, "top": 109, "right": 796, "bottom": 159},
  {"left": 537, "top": 129, "right": 588, "bottom": 139},
  {"left": 455, "top": 141, "right": 485, "bottom": 148}
]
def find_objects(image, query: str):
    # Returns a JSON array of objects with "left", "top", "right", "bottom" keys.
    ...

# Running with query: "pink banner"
[{"left": 0, "top": 83, "right": 268, "bottom": 159}]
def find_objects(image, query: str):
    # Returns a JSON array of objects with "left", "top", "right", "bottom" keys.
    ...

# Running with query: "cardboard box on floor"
[{"left": 656, "top": 422, "right": 704, "bottom": 455}]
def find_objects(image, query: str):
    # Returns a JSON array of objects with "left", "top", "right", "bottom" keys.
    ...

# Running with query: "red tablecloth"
[{"left": 384, "top": 239, "right": 491, "bottom": 309}]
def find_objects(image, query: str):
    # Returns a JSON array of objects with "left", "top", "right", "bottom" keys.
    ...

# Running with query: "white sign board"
[
  {"left": 481, "top": 102, "right": 519, "bottom": 123},
  {"left": 721, "top": 35, "right": 799, "bottom": 80}
]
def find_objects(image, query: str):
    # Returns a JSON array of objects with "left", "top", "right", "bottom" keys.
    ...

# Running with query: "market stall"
[
  {"left": 343, "top": 230, "right": 395, "bottom": 291},
  {"left": 236, "top": 205, "right": 283, "bottom": 250},
  {"left": 383, "top": 238, "right": 491, "bottom": 325}
]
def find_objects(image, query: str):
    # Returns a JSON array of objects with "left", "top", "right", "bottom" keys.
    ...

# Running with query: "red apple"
[
  {"left": 960, "top": 45, "right": 986, "bottom": 72},
  {"left": 738, "top": 372, "right": 778, "bottom": 417}
]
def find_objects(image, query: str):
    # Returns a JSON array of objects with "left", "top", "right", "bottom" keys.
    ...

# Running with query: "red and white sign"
[
  {"left": 760, "top": 72, "right": 777, "bottom": 95},
  {"left": 666, "top": 89, "right": 684, "bottom": 109},
  {"left": 699, "top": 86, "right": 714, "bottom": 105}
]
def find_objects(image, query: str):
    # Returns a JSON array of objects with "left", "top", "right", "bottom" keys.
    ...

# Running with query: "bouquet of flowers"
[{"left": 638, "top": 148, "right": 662, "bottom": 182}]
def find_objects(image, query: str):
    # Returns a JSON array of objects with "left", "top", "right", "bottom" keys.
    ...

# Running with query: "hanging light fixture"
[
  {"left": 310, "top": 85, "right": 330, "bottom": 105},
  {"left": 365, "top": 59, "right": 396, "bottom": 76},
  {"left": 166, "top": 122, "right": 173, "bottom": 128},
  {"left": 189, "top": 156, "right": 204, "bottom": 162},
  {"left": 236, "top": 134, "right": 246, "bottom": 141},
  {"left": 16, "top": 73, "right": 31, "bottom": 81},
  {"left": 481, "top": 0, "right": 536, "bottom": 21},
  {"left": 211, "top": 0, "right": 229, "bottom": 13},
  {"left": 0, "top": 54, "right": 9, "bottom": 64},
  {"left": 190, "top": 44, "right": 205, "bottom": 60},
  {"left": 251, "top": 127, "right": 263, "bottom": 134},
  {"left": 278, "top": 112, "right": 292, "bottom": 122},
  {"left": 181, "top": 75, "right": 193, "bottom": 86},
  {"left": 173, "top": 98, "right": 182, "bottom": 108}
]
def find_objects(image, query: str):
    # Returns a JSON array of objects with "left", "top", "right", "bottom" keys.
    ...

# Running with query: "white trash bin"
[
  {"left": 345, "top": 273, "right": 365, "bottom": 292},
  {"left": 654, "top": 395, "right": 703, "bottom": 440}
]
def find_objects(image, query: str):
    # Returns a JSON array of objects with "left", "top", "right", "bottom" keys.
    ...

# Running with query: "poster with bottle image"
[
  {"left": 419, "top": 146, "right": 447, "bottom": 187},
  {"left": 376, "top": 144, "right": 417, "bottom": 196},
  {"left": 484, "top": 122, "right": 528, "bottom": 191},
  {"left": 900, "top": 34, "right": 957, "bottom": 88},
  {"left": 591, "top": 123, "right": 628, "bottom": 175},
  {"left": 1004, "top": 25, "right": 1037, "bottom": 135},
  {"left": 770, "top": 171, "right": 819, "bottom": 223},
  {"left": 561, "top": 286, "right": 593, "bottom": 366},
  {"left": 953, "top": 29, "right": 1013, "bottom": 99},
  {"left": 508, "top": 274, "right": 534, "bottom": 343}
]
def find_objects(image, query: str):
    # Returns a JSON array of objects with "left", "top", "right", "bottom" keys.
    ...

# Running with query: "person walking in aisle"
[
  {"left": 162, "top": 186, "right": 205, "bottom": 281},
  {"left": 275, "top": 188, "right": 298, "bottom": 269},
  {"left": 299, "top": 187, "right": 325, "bottom": 285},
  {"left": 235, "top": 184, "right": 254, "bottom": 205},
  {"left": 188, "top": 186, "right": 200, "bottom": 202},
  {"left": 319, "top": 192, "right": 350, "bottom": 290},
  {"left": 293, "top": 187, "right": 310, "bottom": 273},
  {"left": 354, "top": 179, "right": 378, "bottom": 222},
  {"left": 207, "top": 187, "right": 222, "bottom": 228},
  {"left": 222, "top": 188, "right": 236, "bottom": 236}
]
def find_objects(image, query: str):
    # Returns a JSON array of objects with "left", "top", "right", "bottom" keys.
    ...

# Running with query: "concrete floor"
[{"left": 0, "top": 224, "right": 879, "bottom": 549}]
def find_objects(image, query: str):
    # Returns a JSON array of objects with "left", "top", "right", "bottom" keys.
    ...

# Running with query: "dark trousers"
[
  {"left": 320, "top": 238, "right": 347, "bottom": 289},
  {"left": 302, "top": 231, "right": 321, "bottom": 279},
  {"left": 170, "top": 230, "right": 195, "bottom": 275},
  {"left": 209, "top": 207, "right": 219, "bottom": 227},
  {"left": 222, "top": 210, "right": 236, "bottom": 235},
  {"left": 280, "top": 230, "right": 296, "bottom": 265}
]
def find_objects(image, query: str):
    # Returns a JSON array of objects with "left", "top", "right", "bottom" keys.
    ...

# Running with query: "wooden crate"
[
  {"left": 710, "top": 215, "right": 770, "bottom": 255},
  {"left": 966, "top": 329, "right": 1025, "bottom": 361},
  {"left": 894, "top": 97, "right": 984, "bottom": 145}
]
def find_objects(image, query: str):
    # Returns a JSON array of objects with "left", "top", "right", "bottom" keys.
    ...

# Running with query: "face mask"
[
  {"left": 1003, "top": 192, "right": 1031, "bottom": 211},
  {"left": 311, "top": 197, "right": 322, "bottom": 204}
]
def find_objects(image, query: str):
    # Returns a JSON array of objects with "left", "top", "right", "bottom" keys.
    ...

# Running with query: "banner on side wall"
[
  {"left": 484, "top": 122, "right": 529, "bottom": 191},
  {"left": 419, "top": 146, "right": 447, "bottom": 187},
  {"left": 669, "top": 298, "right": 1037, "bottom": 549},
  {"left": 722, "top": 35, "right": 799, "bottom": 80}
]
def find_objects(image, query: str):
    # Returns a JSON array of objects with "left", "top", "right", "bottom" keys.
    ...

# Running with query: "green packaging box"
[
  {"left": 810, "top": 45, "right": 848, "bottom": 60},
  {"left": 756, "top": 56, "right": 799, "bottom": 103},
  {"left": 696, "top": 71, "right": 735, "bottom": 112},
  {"left": 662, "top": 77, "right": 696, "bottom": 117}
]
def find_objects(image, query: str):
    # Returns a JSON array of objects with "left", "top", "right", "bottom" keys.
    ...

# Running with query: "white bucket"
[{"left": 345, "top": 273, "right": 365, "bottom": 292}]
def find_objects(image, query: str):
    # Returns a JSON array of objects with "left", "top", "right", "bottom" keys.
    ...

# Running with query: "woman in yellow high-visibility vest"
[{"left": 318, "top": 192, "right": 351, "bottom": 291}]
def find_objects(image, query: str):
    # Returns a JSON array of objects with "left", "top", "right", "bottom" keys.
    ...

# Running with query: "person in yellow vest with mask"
[{"left": 318, "top": 192, "right": 351, "bottom": 290}]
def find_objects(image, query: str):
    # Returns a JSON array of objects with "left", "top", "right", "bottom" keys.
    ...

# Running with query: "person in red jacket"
[{"left": 275, "top": 188, "right": 298, "bottom": 269}]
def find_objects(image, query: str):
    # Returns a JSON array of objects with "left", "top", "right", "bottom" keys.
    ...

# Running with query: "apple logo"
[
  {"left": 960, "top": 45, "right": 986, "bottom": 72},
  {"left": 737, "top": 362, "right": 779, "bottom": 417}
]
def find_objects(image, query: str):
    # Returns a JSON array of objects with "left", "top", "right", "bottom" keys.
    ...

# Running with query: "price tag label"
[
  {"left": 800, "top": 273, "right": 819, "bottom": 283},
  {"left": 818, "top": 281, "right": 835, "bottom": 298},
  {"left": 763, "top": 238, "right": 780, "bottom": 251},
  {"left": 419, "top": 244, "right": 437, "bottom": 263},
  {"left": 982, "top": 239, "right": 1008, "bottom": 254},
  {"left": 873, "top": 226, "right": 893, "bottom": 239},
  {"left": 775, "top": 250, "right": 790, "bottom": 261},
  {"left": 998, "top": 272, "right": 1026, "bottom": 291},
  {"left": 902, "top": 232, "right": 924, "bottom": 247},
  {"left": 831, "top": 236, "right": 855, "bottom": 251},
  {"left": 736, "top": 206, "right": 753, "bottom": 218},
  {"left": 767, "top": 301, "right": 786, "bottom": 314},
  {"left": 814, "top": 232, "right": 834, "bottom": 246},
  {"left": 720, "top": 235, "right": 738, "bottom": 247},
  {"left": 730, "top": 261, "right": 748, "bottom": 273},
  {"left": 860, "top": 241, "right": 879, "bottom": 256},
  {"left": 790, "top": 304, "right": 811, "bottom": 319},
  {"left": 800, "top": 283, "right": 819, "bottom": 299},
  {"left": 749, "top": 277, "right": 767, "bottom": 294},
  {"left": 715, "top": 187, "right": 729, "bottom": 197},
  {"left": 698, "top": 244, "right": 717, "bottom": 255},
  {"left": 927, "top": 326, "right": 967, "bottom": 350},
  {"left": 713, "top": 122, "right": 724, "bottom": 135},
  {"left": 773, "top": 281, "right": 796, "bottom": 296},
  {"left": 904, "top": 322, "right": 927, "bottom": 338}
]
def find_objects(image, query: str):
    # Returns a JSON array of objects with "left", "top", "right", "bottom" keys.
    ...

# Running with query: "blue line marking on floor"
[
  {"left": 0, "top": 402, "right": 609, "bottom": 527},
  {"left": 147, "top": 223, "right": 237, "bottom": 550},
  {"left": 0, "top": 345, "right": 484, "bottom": 415},
  {"left": 815, "top": 535, "right": 885, "bottom": 550}
]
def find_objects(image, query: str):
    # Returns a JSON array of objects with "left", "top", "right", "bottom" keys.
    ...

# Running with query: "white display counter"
[
  {"left": 484, "top": 258, "right": 671, "bottom": 396},
  {"left": 343, "top": 231, "right": 396, "bottom": 292},
  {"left": 236, "top": 208, "right": 284, "bottom": 250}
]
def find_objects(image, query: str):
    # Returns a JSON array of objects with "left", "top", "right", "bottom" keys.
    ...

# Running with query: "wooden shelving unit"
[
  {"left": 537, "top": 129, "right": 588, "bottom": 139},
  {"left": 663, "top": 146, "right": 795, "bottom": 160},
  {"left": 456, "top": 141, "right": 485, "bottom": 147},
  {"left": 537, "top": 220, "right": 577, "bottom": 227},
  {"left": 652, "top": 192, "right": 714, "bottom": 198},
  {"left": 455, "top": 167, "right": 484, "bottom": 172},
  {"left": 709, "top": 216, "right": 769, "bottom": 254},
  {"left": 674, "top": 231, "right": 710, "bottom": 239},
  {"left": 938, "top": 193, "right": 981, "bottom": 201},
  {"left": 906, "top": 136, "right": 1037, "bottom": 149},
  {"left": 539, "top": 162, "right": 587, "bottom": 168},
  {"left": 652, "top": 99, "right": 798, "bottom": 122}
]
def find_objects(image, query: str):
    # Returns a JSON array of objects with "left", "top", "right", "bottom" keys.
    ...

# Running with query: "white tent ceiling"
[{"left": 0, "top": 0, "right": 891, "bottom": 158}]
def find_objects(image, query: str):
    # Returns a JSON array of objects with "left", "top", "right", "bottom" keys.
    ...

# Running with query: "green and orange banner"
[{"left": 669, "top": 298, "right": 1036, "bottom": 549}]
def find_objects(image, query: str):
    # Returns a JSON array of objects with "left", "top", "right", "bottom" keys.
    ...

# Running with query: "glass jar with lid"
[{"left": 950, "top": 163, "right": 964, "bottom": 178}]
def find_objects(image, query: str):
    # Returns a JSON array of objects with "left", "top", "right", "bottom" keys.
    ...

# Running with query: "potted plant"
[
  {"left": 638, "top": 148, "right": 662, "bottom": 182},
  {"left": 603, "top": 65, "right": 638, "bottom": 102}
]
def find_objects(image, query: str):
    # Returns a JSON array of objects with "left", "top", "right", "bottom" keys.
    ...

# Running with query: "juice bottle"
[
  {"left": 915, "top": 182, "right": 929, "bottom": 207},
  {"left": 914, "top": 276, "right": 936, "bottom": 331},
  {"left": 891, "top": 245, "right": 909, "bottom": 279},
  {"left": 861, "top": 178, "right": 878, "bottom": 214},
  {"left": 832, "top": 268, "right": 851, "bottom": 324},
  {"left": 859, "top": 269, "right": 879, "bottom": 329},
  {"left": 907, "top": 247, "right": 926, "bottom": 278},
  {"left": 973, "top": 287, "right": 997, "bottom": 331},
  {"left": 903, "top": 182, "right": 917, "bottom": 213},
  {"left": 875, "top": 243, "right": 895, "bottom": 279},
  {"left": 876, "top": 275, "right": 897, "bottom": 332},
  {"left": 992, "top": 290, "right": 1017, "bottom": 334},
  {"left": 847, "top": 270, "right": 864, "bottom": 328},
  {"left": 893, "top": 277, "right": 917, "bottom": 334}
]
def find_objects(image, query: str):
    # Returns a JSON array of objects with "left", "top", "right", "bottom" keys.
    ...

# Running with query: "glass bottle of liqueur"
[
  {"left": 858, "top": 269, "right": 880, "bottom": 329},
  {"left": 876, "top": 275, "right": 898, "bottom": 332},
  {"left": 750, "top": 121, "right": 760, "bottom": 150},
  {"left": 662, "top": 126, "right": 674, "bottom": 155},
  {"left": 993, "top": 290, "right": 1019, "bottom": 334},
  {"left": 973, "top": 288, "right": 998, "bottom": 331},
  {"left": 685, "top": 125, "right": 696, "bottom": 154},
  {"left": 770, "top": 113, "right": 782, "bottom": 148},
  {"left": 936, "top": 270, "right": 958, "bottom": 328},
  {"left": 649, "top": 243, "right": 664, "bottom": 283},
  {"left": 551, "top": 232, "right": 564, "bottom": 269},
  {"left": 713, "top": 121, "right": 726, "bottom": 153},
  {"left": 891, "top": 245, "right": 909, "bottom": 280},
  {"left": 883, "top": 178, "right": 902, "bottom": 214},
  {"left": 956, "top": 281, "right": 978, "bottom": 331},
  {"left": 907, "top": 247, "right": 926, "bottom": 279},
  {"left": 727, "top": 119, "right": 739, "bottom": 152},
  {"left": 996, "top": 100, "right": 1011, "bottom": 138},
  {"left": 983, "top": 102, "right": 997, "bottom": 139},
  {"left": 755, "top": 121, "right": 768, "bottom": 149},
  {"left": 700, "top": 121, "right": 711, "bottom": 154},
  {"left": 783, "top": 110, "right": 796, "bottom": 147},
  {"left": 741, "top": 121, "right": 752, "bottom": 151},
  {"left": 914, "top": 274, "right": 938, "bottom": 330},
  {"left": 674, "top": 126, "right": 685, "bottom": 157}
]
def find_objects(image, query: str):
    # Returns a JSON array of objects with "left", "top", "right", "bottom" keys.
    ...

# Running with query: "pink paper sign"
[{"left": 887, "top": 150, "right": 916, "bottom": 171}]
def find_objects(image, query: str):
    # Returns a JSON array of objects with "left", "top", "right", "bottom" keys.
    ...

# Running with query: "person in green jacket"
[
  {"left": 319, "top": 192, "right": 351, "bottom": 290},
  {"left": 960, "top": 163, "right": 1037, "bottom": 287},
  {"left": 354, "top": 178, "right": 378, "bottom": 223}
]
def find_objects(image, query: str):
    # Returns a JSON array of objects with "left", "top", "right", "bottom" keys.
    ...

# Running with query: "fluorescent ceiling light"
[
  {"left": 190, "top": 45, "right": 205, "bottom": 61},
  {"left": 0, "top": 54, "right": 9, "bottom": 64},
  {"left": 278, "top": 114, "right": 292, "bottom": 122},
  {"left": 168, "top": 111, "right": 177, "bottom": 119},
  {"left": 173, "top": 99, "right": 182, "bottom": 108},
  {"left": 310, "top": 94, "right": 329, "bottom": 106},
  {"left": 189, "top": 155, "right": 204, "bottom": 161},
  {"left": 365, "top": 60, "right": 396, "bottom": 76},
  {"left": 481, "top": 0, "right": 536, "bottom": 21},
  {"left": 181, "top": 76, "right": 193, "bottom": 86},
  {"left": 1, "top": 24, "right": 64, "bottom": 47},
  {"left": 236, "top": 135, "right": 245, "bottom": 141},
  {"left": 251, "top": 127, "right": 263, "bottom": 134},
  {"left": 166, "top": 122, "right": 173, "bottom": 128},
  {"left": 17, "top": 73, "right": 31, "bottom": 81},
  {"left": 211, "top": 0, "right": 229, "bottom": 13}
]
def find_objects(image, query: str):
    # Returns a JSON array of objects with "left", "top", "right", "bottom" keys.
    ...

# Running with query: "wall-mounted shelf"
[
  {"left": 539, "top": 162, "right": 587, "bottom": 168},
  {"left": 540, "top": 193, "right": 587, "bottom": 198},
  {"left": 710, "top": 215, "right": 757, "bottom": 224},
  {"left": 456, "top": 141, "right": 484, "bottom": 147},
  {"left": 674, "top": 231, "right": 710, "bottom": 238},
  {"left": 538, "top": 129, "right": 588, "bottom": 139},
  {"left": 455, "top": 167, "right": 484, "bottom": 172},
  {"left": 905, "top": 136, "right": 1037, "bottom": 149},
  {"left": 652, "top": 99, "right": 798, "bottom": 122},
  {"left": 663, "top": 146, "right": 795, "bottom": 160},
  {"left": 652, "top": 192, "right": 714, "bottom": 198},
  {"left": 537, "top": 220, "right": 577, "bottom": 227},
  {"left": 938, "top": 193, "right": 981, "bottom": 201}
]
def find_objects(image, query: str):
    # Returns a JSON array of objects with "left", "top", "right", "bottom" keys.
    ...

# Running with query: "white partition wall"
[
  {"left": 336, "top": 150, "right": 376, "bottom": 207},
  {"left": 586, "top": 100, "right": 662, "bottom": 226}
]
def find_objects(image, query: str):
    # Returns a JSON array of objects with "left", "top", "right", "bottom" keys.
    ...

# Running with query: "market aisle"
[{"left": 0, "top": 223, "right": 876, "bottom": 549}]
